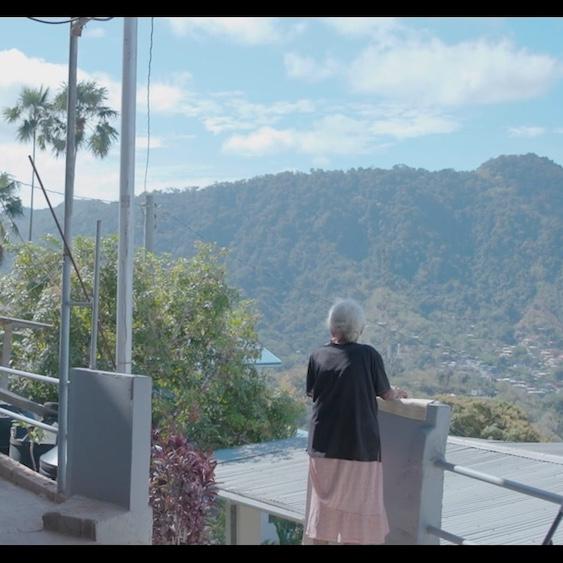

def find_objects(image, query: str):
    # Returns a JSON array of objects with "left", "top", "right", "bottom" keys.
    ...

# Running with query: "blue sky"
[{"left": 1, "top": 16, "right": 563, "bottom": 209}]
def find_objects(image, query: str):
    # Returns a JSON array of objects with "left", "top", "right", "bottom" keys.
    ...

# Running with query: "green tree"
[
  {"left": 0, "top": 172, "right": 23, "bottom": 264},
  {"left": 437, "top": 395, "right": 545, "bottom": 442},
  {"left": 0, "top": 236, "right": 304, "bottom": 449},
  {"left": 42, "top": 81, "right": 118, "bottom": 158},
  {"left": 2, "top": 85, "right": 51, "bottom": 241}
]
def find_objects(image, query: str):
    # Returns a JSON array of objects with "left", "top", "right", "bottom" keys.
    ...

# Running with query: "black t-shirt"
[{"left": 306, "top": 342, "right": 391, "bottom": 462}]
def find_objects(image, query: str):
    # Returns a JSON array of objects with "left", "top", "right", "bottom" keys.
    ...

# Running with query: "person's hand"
[{"left": 394, "top": 387, "right": 408, "bottom": 399}]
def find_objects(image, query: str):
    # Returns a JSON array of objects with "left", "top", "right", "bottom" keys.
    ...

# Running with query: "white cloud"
[
  {"left": 223, "top": 126, "right": 295, "bottom": 156},
  {"left": 83, "top": 26, "right": 106, "bottom": 39},
  {"left": 0, "top": 48, "right": 122, "bottom": 115},
  {"left": 349, "top": 38, "right": 559, "bottom": 106},
  {"left": 136, "top": 136, "right": 164, "bottom": 149},
  {"left": 222, "top": 115, "right": 377, "bottom": 158},
  {"left": 203, "top": 116, "right": 255, "bottom": 134},
  {"left": 165, "top": 17, "right": 281, "bottom": 44},
  {"left": 508, "top": 126, "right": 546, "bottom": 138},
  {"left": 222, "top": 107, "right": 459, "bottom": 160},
  {"left": 370, "top": 111, "right": 459, "bottom": 139},
  {"left": 321, "top": 17, "right": 404, "bottom": 42},
  {"left": 0, "top": 49, "right": 70, "bottom": 94},
  {"left": 297, "top": 114, "right": 374, "bottom": 156},
  {"left": 201, "top": 97, "right": 315, "bottom": 134},
  {"left": 0, "top": 139, "right": 122, "bottom": 208},
  {"left": 284, "top": 52, "right": 341, "bottom": 82}
]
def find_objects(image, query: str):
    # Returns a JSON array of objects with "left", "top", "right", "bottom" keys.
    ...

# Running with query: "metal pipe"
[
  {"left": 0, "top": 388, "right": 57, "bottom": 418},
  {"left": 427, "top": 525, "right": 476, "bottom": 545},
  {"left": 28, "top": 132, "right": 36, "bottom": 241},
  {"left": 0, "top": 365, "right": 58, "bottom": 385},
  {"left": 0, "top": 407, "right": 58, "bottom": 434},
  {"left": 144, "top": 193, "right": 154, "bottom": 253},
  {"left": 436, "top": 458, "right": 563, "bottom": 506},
  {"left": 89, "top": 220, "right": 102, "bottom": 370},
  {"left": 57, "top": 18, "right": 82, "bottom": 496},
  {"left": 0, "top": 324, "right": 12, "bottom": 389},
  {"left": 116, "top": 17, "right": 137, "bottom": 374},
  {"left": 542, "top": 508, "right": 563, "bottom": 545},
  {"left": 0, "top": 316, "right": 53, "bottom": 330}
]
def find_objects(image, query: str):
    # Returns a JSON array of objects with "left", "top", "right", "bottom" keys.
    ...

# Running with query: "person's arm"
[
  {"left": 306, "top": 355, "right": 315, "bottom": 398},
  {"left": 381, "top": 386, "right": 408, "bottom": 400},
  {"left": 372, "top": 349, "right": 408, "bottom": 400}
]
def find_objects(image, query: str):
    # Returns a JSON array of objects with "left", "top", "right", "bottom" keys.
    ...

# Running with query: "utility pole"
[
  {"left": 57, "top": 16, "right": 88, "bottom": 496},
  {"left": 144, "top": 193, "right": 155, "bottom": 253},
  {"left": 116, "top": 17, "right": 138, "bottom": 374}
]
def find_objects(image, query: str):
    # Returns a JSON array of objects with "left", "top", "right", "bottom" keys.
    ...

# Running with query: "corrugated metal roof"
[
  {"left": 214, "top": 435, "right": 563, "bottom": 545},
  {"left": 245, "top": 347, "right": 282, "bottom": 366}
]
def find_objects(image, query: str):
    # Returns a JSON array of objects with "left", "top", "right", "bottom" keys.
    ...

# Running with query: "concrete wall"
[
  {"left": 65, "top": 367, "right": 153, "bottom": 543},
  {"left": 223, "top": 398, "right": 450, "bottom": 545},
  {"left": 378, "top": 398, "right": 451, "bottom": 544}
]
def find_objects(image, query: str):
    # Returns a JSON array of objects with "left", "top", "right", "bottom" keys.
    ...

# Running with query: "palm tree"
[
  {"left": 43, "top": 80, "right": 118, "bottom": 159},
  {"left": 0, "top": 172, "right": 23, "bottom": 265},
  {"left": 3, "top": 86, "right": 51, "bottom": 242}
]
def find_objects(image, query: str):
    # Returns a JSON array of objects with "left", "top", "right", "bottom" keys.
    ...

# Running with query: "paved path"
[{"left": 0, "top": 477, "right": 93, "bottom": 545}]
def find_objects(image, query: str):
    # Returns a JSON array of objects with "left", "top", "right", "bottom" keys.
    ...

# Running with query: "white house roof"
[
  {"left": 214, "top": 434, "right": 563, "bottom": 545},
  {"left": 246, "top": 347, "right": 282, "bottom": 367}
]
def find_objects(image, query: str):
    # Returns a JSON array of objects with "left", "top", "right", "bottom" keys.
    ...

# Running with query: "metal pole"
[
  {"left": 542, "top": 508, "right": 563, "bottom": 545},
  {"left": 28, "top": 133, "right": 36, "bottom": 241},
  {"left": 57, "top": 18, "right": 84, "bottom": 496},
  {"left": 144, "top": 193, "right": 154, "bottom": 253},
  {"left": 116, "top": 17, "right": 137, "bottom": 374},
  {"left": 0, "top": 323, "right": 12, "bottom": 389},
  {"left": 89, "top": 220, "right": 102, "bottom": 370}
]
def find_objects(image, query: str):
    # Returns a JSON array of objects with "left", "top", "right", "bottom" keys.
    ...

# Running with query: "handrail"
[
  {"left": 0, "top": 407, "right": 58, "bottom": 434},
  {"left": 0, "top": 388, "right": 57, "bottom": 418},
  {"left": 435, "top": 458, "right": 563, "bottom": 506},
  {"left": 427, "top": 526, "right": 476, "bottom": 545},
  {"left": 0, "top": 316, "right": 53, "bottom": 330},
  {"left": 0, "top": 366, "right": 58, "bottom": 385},
  {"left": 433, "top": 456, "right": 563, "bottom": 545}
]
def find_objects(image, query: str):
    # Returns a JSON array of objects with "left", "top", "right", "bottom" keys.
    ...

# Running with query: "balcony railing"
[{"left": 429, "top": 457, "right": 563, "bottom": 545}]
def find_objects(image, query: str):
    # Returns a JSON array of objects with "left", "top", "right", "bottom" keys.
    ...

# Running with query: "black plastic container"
[
  {"left": 8, "top": 402, "right": 58, "bottom": 472},
  {"left": 0, "top": 403, "right": 31, "bottom": 456},
  {"left": 39, "top": 445, "right": 57, "bottom": 480}
]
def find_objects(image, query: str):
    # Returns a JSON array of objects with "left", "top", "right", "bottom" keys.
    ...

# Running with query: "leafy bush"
[
  {"left": 149, "top": 430, "right": 217, "bottom": 545},
  {"left": 0, "top": 237, "right": 305, "bottom": 449},
  {"left": 437, "top": 395, "right": 545, "bottom": 441}
]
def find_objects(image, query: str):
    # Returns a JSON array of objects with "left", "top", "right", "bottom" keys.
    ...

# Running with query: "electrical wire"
[
  {"left": 27, "top": 16, "right": 114, "bottom": 25},
  {"left": 27, "top": 17, "right": 83, "bottom": 25},
  {"left": 143, "top": 17, "right": 154, "bottom": 196}
]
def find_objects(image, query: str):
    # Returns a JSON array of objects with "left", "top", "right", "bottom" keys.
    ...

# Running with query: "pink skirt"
[{"left": 303, "top": 456, "right": 390, "bottom": 545}]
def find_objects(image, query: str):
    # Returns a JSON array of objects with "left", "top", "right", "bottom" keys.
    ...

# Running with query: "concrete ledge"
[
  {"left": 377, "top": 398, "right": 439, "bottom": 422},
  {"left": 43, "top": 495, "right": 153, "bottom": 544},
  {"left": 0, "top": 452, "right": 64, "bottom": 503}
]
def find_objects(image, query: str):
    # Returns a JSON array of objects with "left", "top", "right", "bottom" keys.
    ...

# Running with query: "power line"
[
  {"left": 27, "top": 17, "right": 83, "bottom": 25},
  {"left": 13, "top": 178, "right": 115, "bottom": 205},
  {"left": 27, "top": 16, "right": 114, "bottom": 25},
  {"left": 143, "top": 17, "right": 154, "bottom": 195}
]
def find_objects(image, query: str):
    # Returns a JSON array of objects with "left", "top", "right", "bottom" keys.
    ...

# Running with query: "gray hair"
[{"left": 327, "top": 299, "right": 366, "bottom": 343}]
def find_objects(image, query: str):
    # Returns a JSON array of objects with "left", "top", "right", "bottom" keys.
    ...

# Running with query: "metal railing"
[
  {"left": 1, "top": 317, "right": 59, "bottom": 450},
  {"left": 0, "top": 365, "right": 59, "bottom": 435},
  {"left": 429, "top": 457, "right": 563, "bottom": 545}
]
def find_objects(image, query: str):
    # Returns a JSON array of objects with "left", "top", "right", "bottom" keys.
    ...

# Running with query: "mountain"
[{"left": 11, "top": 153, "right": 563, "bottom": 375}]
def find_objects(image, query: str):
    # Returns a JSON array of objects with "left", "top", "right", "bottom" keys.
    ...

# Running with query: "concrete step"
[{"left": 0, "top": 453, "right": 152, "bottom": 544}]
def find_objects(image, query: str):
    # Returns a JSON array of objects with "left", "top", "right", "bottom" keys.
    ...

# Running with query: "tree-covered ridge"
[{"left": 19, "top": 153, "right": 563, "bottom": 382}]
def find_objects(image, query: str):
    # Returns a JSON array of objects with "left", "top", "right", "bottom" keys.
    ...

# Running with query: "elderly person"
[{"left": 303, "top": 299, "right": 407, "bottom": 545}]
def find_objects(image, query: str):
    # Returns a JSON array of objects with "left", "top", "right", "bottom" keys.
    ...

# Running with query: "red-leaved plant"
[{"left": 150, "top": 429, "right": 218, "bottom": 544}]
